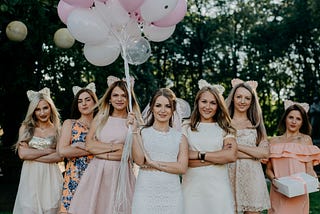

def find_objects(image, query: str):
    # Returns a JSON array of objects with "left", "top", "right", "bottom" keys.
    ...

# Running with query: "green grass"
[{"left": 0, "top": 180, "right": 319, "bottom": 213}]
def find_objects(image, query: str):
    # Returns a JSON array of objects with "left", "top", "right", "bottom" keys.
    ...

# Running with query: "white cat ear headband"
[
  {"left": 107, "top": 75, "right": 135, "bottom": 88},
  {"left": 72, "top": 82, "right": 96, "bottom": 96},
  {"left": 284, "top": 100, "right": 309, "bottom": 112},
  {"left": 231, "top": 78, "right": 258, "bottom": 91},
  {"left": 26, "top": 87, "right": 50, "bottom": 102},
  {"left": 198, "top": 79, "right": 225, "bottom": 94}
]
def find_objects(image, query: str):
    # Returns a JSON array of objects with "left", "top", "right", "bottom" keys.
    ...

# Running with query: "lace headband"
[
  {"left": 72, "top": 82, "right": 96, "bottom": 96},
  {"left": 231, "top": 78, "right": 258, "bottom": 91},
  {"left": 198, "top": 79, "right": 225, "bottom": 94},
  {"left": 107, "top": 75, "right": 135, "bottom": 88},
  {"left": 26, "top": 87, "right": 51, "bottom": 102},
  {"left": 284, "top": 100, "right": 310, "bottom": 112}
]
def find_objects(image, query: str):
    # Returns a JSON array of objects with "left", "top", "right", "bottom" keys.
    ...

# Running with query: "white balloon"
[
  {"left": 84, "top": 36, "right": 121, "bottom": 66},
  {"left": 67, "top": 8, "right": 110, "bottom": 44},
  {"left": 140, "top": 0, "right": 178, "bottom": 22},
  {"left": 54, "top": 28, "right": 75, "bottom": 49},
  {"left": 121, "top": 37, "right": 151, "bottom": 65},
  {"left": 107, "top": 0, "right": 131, "bottom": 25},
  {"left": 143, "top": 23, "right": 176, "bottom": 42}
]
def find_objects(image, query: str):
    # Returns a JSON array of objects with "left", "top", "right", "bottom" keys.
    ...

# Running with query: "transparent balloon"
[{"left": 121, "top": 37, "right": 151, "bottom": 65}]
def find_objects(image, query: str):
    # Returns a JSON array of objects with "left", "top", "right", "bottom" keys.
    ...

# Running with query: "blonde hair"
[
  {"left": 94, "top": 80, "right": 143, "bottom": 135},
  {"left": 14, "top": 92, "right": 61, "bottom": 150}
]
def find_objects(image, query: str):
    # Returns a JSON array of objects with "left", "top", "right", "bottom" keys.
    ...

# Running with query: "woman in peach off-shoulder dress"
[{"left": 266, "top": 101, "right": 320, "bottom": 214}]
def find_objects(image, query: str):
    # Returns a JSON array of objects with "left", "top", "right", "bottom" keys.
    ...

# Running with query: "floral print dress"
[{"left": 60, "top": 120, "right": 93, "bottom": 213}]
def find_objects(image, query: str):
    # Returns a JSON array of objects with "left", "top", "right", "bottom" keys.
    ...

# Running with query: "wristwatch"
[{"left": 199, "top": 151, "right": 206, "bottom": 163}]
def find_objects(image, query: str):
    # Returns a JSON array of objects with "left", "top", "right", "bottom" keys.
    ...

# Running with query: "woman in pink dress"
[
  {"left": 68, "top": 76, "right": 143, "bottom": 214},
  {"left": 266, "top": 100, "right": 320, "bottom": 214}
]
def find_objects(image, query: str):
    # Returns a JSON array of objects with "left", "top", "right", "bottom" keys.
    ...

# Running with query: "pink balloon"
[
  {"left": 153, "top": 0, "right": 187, "bottom": 27},
  {"left": 63, "top": 0, "right": 94, "bottom": 8},
  {"left": 118, "top": 0, "right": 145, "bottom": 12},
  {"left": 58, "top": 0, "right": 76, "bottom": 25}
]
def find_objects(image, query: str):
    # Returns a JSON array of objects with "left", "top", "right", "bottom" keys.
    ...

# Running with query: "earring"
[{"left": 109, "top": 100, "right": 112, "bottom": 104}]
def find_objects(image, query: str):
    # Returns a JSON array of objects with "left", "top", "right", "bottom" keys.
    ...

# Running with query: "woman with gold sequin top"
[{"left": 13, "top": 87, "right": 63, "bottom": 214}]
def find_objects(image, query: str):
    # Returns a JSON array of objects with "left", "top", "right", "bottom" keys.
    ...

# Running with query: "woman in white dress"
[
  {"left": 131, "top": 88, "right": 189, "bottom": 214},
  {"left": 13, "top": 87, "right": 63, "bottom": 214},
  {"left": 182, "top": 79, "right": 237, "bottom": 214}
]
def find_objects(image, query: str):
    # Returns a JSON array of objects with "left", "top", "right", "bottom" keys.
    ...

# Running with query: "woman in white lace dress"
[
  {"left": 225, "top": 78, "right": 270, "bottom": 214},
  {"left": 182, "top": 79, "right": 237, "bottom": 214},
  {"left": 131, "top": 88, "right": 189, "bottom": 214}
]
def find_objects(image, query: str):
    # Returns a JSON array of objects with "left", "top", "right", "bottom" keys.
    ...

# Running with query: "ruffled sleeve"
[{"left": 270, "top": 143, "right": 320, "bottom": 166}]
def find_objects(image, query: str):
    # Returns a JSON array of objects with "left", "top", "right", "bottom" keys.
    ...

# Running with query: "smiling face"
[
  {"left": 152, "top": 95, "right": 173, "bottom": 124},
  {"left": 198, "top": 91, "right": 217, "bottom": 123},
  {"left": 233, "top": 86, "right": 252, "bottom": 114},
  {"left": 34, "top": 100, "right": 51, "bottom": 123},
  {"left": 285, "top": 110, "right": 303, "bottom": 133},
  {"left": 110, "top": 86, "right": 128, "bottom": 113}
]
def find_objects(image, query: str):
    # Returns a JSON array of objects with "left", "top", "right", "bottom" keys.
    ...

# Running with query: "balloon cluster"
[{"left": 57, "top": 0, "right": 187, "bottom": 66}]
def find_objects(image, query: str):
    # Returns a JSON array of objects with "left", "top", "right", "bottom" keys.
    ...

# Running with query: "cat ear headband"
[
  {"left": 72, "top": 82, "right": 96, "bottom": 96},
  {"left": 26, "top": 87, "right": 51, "bottom": 102},
  {"left": 284, "top": 100, "right": 309, "bottom": 112},
  {"left": 198, "top": 79, "right": 225, "bottom": 94},
  {"left": 107, "top": 75, "right": 135, "bottom": 88},
  {"left": 231, "top": 78, "right": 258, "bottom": 91}
]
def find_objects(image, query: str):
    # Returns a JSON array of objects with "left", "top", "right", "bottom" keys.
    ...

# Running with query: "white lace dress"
[
  {"left": 182, "top": 123, "right": 235, "bottom": 214},
  {"left": 132, "top": 127, "right": 184, "bottom": 214},
  {"left": 228, "top": 129, "right": 270, "bottom": 212}
]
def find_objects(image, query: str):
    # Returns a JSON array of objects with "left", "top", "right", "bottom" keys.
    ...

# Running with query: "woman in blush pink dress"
[
  {"left": 68, "top": 76, "right": 143, "bottom": 214},
  {"left": 266, "top": 101, "right": 320, "bottom": 214}
]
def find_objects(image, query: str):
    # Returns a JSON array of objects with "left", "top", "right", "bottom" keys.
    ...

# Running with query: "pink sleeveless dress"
[{"left": 69, "top": 116, "right": 135, "bottom": 214}]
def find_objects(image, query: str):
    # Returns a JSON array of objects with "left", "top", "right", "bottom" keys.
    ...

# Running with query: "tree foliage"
[{"left": 1, "top": 0, "right": 320, "bottom": 146}]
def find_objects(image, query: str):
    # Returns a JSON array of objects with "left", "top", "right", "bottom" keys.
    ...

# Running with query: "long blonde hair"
[
  {"left": 14, "top": 92, "right": 61, "bottom": 150},
  {"left": 94, "top": 80, "right": 143, "bottom": 135}
]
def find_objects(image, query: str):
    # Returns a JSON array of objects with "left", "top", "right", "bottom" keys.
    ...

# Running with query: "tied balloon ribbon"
[{"left": 113, "top": 30, "right": 135, "bottom": 214}]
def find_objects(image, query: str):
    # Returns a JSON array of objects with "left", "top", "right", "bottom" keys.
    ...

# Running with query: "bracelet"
[
  {"left": 198, "top": 151, "right": 201, "bottom": 160},
  {"left": 132, "top": 131, "right": 139, "bottom": 134}
]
